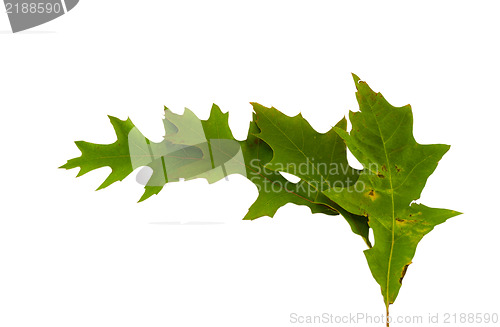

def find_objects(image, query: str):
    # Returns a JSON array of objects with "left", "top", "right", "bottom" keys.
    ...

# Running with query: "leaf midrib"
[{"left": 371, "top": 107, "right": 396, "bottom": 308}]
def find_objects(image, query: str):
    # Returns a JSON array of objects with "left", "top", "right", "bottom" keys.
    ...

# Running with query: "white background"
[{"left": 0, "top": 1, "right": 498, "bottom": 326}]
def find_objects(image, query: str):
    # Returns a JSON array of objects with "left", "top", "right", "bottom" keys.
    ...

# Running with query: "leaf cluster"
[{"left": 61, "top": 75, "right": 461, "bottom": 321}]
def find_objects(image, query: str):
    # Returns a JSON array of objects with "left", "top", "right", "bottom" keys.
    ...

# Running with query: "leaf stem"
[{"left": 386, "top": 304, "right": 390, "bottom": 327}]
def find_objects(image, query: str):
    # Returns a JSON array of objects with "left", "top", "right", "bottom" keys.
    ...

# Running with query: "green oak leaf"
[
  {"left": 242, "top": 116, "right": 342, "bottom": 220},
  {"left": 60, "top": 115, "right": 204, "bottom": 192},
  {"left": 323, "top": 74, "right": 461, "bottom": 316},
  {"left": 60, "top": 116, "right": 147, "bottom": 190},
  {"left": 252, "top": 103, "right": 371, "bottom": 246},
  {"left": 61, "top": 104, "right": 355, "bottom": 224},
  {"left": 139, "top": 106, "right": 246, "bottom": 200}
]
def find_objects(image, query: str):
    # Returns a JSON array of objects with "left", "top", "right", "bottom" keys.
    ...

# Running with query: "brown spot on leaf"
[
  {"left": 396, "top": 218, "right": 418, "bottom": 224},
  {"left": 377, "top": 173, "right": 385, "bottom": 178},
  {"left": 395, "top": 165, "right": 402, "bottom": 172},
  {"left": 399, "top": 263, "right": 411, "bottom": 284},
  {"left": 381, "top": 164, "right": 387, "bottom": 172},
  {"left": 365, "top": 189, "right": 379, "bottom": 201}
]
